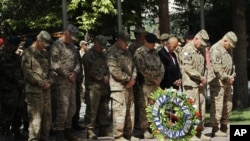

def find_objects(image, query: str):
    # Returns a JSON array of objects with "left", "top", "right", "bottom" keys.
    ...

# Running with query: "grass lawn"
[{"left": 205, "top": 107, "right": 250, "bottom": 125}]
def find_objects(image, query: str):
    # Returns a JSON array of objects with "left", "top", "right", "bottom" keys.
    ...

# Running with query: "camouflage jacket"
[
  {"left": 21, "top": 45, "right": 51, "bottom": 93},
  {"left": 82, "top": 48, "right": 109, "bottom": 89},
  {"left": 208, "top": 41, "right": 236, "bottom": 86},
  {"left": 49, "top": 39, "right": 80, "bottom": 84},
  {"left": 180, "top": 42, "right": 205, "bottom": 87},
  {"left": 106, "top": 44, "right": 137, "bottom": 91},
  {"left": 134, "top": 45, "right": 165, "bottom": 85}
]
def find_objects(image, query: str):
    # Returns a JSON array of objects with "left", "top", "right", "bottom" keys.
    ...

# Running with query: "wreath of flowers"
[{"left": 146, "top": 87, "right": 201, "bottom": 141}]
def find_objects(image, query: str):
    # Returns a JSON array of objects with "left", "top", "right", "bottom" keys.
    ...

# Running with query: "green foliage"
[{"left": 68, "top": 0, "right": 116, "bottom": 32}]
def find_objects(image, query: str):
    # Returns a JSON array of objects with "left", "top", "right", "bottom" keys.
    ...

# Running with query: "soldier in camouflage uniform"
[
  {"left": 128, "top": 26, "right": 147, "bottom": 135},
  {"left": 208, "top": 31, "right": 237, "bottom": 137},
  {"left": 107, "top": 31, "right": 139, "bottom": 141},
  {"left": 82, "top": 35, "right": 110, "bottom": 139},
  {"left": 134, "top": 33, "right": 165, "bottom": 139},
  {"left": 180, "top": 30, "right": 211, "bottom": 141},
  {"left": 21, "top": 31, "right": 53, "bottom": 141},
  {"left": 50, "top": 24, "right": 81, "bottom": 141},
  {"left": 0, "top": 36, "right": 24, "bottom": 139}
]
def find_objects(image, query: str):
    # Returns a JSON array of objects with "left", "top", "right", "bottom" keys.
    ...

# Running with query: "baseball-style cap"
[
  {"left": 224, "top": 31, "right": 238, "bottom": 48},
  {"left": 117, "top": 31, "right": 130, "bottom": 43},
  {"left": 145, "top": 33, "right": 158, "bottom": 43},
  {"left": 64, "top": 24, "right": 79, "bottom": 41},
  {"left": 196, "top": 29, "right": 209, "bottom": 46},
  {"left": 95, "top": 35, "right": 108, "bottom": 47},
  {"left": 160, "top": 33, "right": 170, "bottom": 41},
  {"left": 37, "top": 31, "right": 53, "bottom": 47},
  {"left": 79, "top": 40, "right": 88, "bottom": 46},
  {"left": 132, "top": 26, "right": 147, "bottom": 34}
]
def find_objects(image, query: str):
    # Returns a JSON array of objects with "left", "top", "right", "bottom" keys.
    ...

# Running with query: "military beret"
[
  {"left": 196, "top": 29, "right": 209, "bottom": 46},
  {"left": 7, "top": 36, "right": 21, "bottom": 46},
  {"left": 145, "top": 33, "right": 159, "bottom": 43},
  {"left": 160, "top": 33, "right": 170, "bottom": 41},
  {"left": 224, "top": 31, "right": 238, "bottom": 48},
  {"left": 37, "top": 30, "right": 53, "bottom": 47},
  {"left": 64, "top": 24, "right": 79, "bottom": 41},
  {"left": 95, "top": 35, "right": 108, "bottom": 47}
]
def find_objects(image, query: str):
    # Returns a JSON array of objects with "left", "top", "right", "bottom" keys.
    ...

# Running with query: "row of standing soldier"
[{"left": 0, "top": 23, "right": 237, "bottom": 141}]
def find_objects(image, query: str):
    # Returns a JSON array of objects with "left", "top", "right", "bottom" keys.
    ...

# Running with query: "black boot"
[
  {"left": 56, "top": 130, "right": 64, "bottom": 141},
  {"left": 64, "top": 128, "right": 79, "bottom": 141}
]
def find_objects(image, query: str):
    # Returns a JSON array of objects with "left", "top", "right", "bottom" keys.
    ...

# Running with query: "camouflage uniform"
[
  {"left": 181, "top": 41, "right": 207, "bottom": 131},
  {"left": 21, "top": 31, "right": 53, "bottom": 141},
  {"left": 134, "top": 45, "right": 165, "bottom": 133},
  {"left": 0, "top": 41, "right": 22, "bottom": 136},
  {"left": 83, "top": 46, "right": 110, "bottom": 137},
  {"left": 208, "top": 31, "right": 237, "bottom": 134},
  {"left": 50, "top": 38, "right": 80, "bottom": 131},
  {"left": 107, "top": 43, "right": 137, "bottom": 139}
]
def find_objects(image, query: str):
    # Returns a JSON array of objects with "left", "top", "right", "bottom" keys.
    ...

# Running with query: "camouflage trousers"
[
  {"left": 26, "top": 90, "right": 52, "bottom": 141},
  {"left": 209, "top": 85, "right": 232, "bottom": 132},
  {"left": 54, "top": 83, "right": 76, "bottom": 130},
  {"left": 85, "top": 86, "right": 109, "bottom": 129},
  {"left": 133, "top": 82, "right": 143, "bottom": 129},
  {"left": 140, "top": 84, "right": 158, "bottom": 131},
  {"left": 183, "top": 86, "right": 206, "bottom": 131},
  {"left": 111, "top": 88, "right": 134, "bottom": 139}
]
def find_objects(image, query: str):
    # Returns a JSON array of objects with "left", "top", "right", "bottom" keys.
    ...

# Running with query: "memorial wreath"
[{"left": 146, "top": 87, "right": 201, "bottom": 141}]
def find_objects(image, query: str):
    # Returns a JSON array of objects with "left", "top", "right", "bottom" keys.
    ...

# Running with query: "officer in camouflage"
[
  {"left": 128, "top": 25, "right": 147, "bottom": 135},
  {"left": 180, "top": 29, "right": 211, "bottom": 141},
  {"left": 50, "top": 24, "right": 81, "bottom": 141},
  {"left": 21, "top": 31, "right": 53, "bottom": 141},
  {"left": 208, "top": 31, "right": 237, "bottom": 137},
  {"left": 134, "top": 33, "right": 165, "bottom": 139},
  {"left": 107, "top": 31, "right": 139, "bottom": 141},
  {"left": 83, "top": 35, "right": 110, "bottom": 139}
]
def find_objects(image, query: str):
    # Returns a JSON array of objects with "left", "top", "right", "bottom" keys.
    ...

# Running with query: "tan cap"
[
  {"left": 37, "top": 31, "right": 52, "bottom": 47},
  {"left": 64, "top": 24, "right": 79, "bottom": 41},
  {"left": 79, "top": 40, "right": 88, "bottom": 46},
  {"left": 196, "top": 29, "right": 209, "bottom": 46},
  {"left": 224, "top": 31, "right": 237, "bottom": 48},
  {"left": 160, "top": 33, "right": 170, "bottom": 41}
]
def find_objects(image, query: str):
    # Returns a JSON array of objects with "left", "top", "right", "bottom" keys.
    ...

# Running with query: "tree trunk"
[
  {"left": 232, "top": 0, "right": 249, "bottom": 108},
  {"left": 159, "top": 0, "right": 170, "bottom": 35}
]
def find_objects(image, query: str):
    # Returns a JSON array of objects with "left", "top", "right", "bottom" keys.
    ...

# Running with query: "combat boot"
[
  {"left": 56, "top": 130, "right": 64, "bottom": 141},
  {"left": 200, "top": 133, "right": 211, "bottom": 141},
  {"left": 87, "top": 129, "right": 97, "bottom": 140},
  {"left": 64, "top": 128, "right": 80, "bottom": 141},
  {"left": 214, "top": 130, "right": 228, "bottom": 137},
  {"left": 143, "top": 130, "right": 153, "bottom": 139}
]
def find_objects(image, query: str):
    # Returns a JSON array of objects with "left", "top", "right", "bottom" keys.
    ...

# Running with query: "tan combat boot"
[{"left": 87, "top": 129, "right": 97, "bottom": 140}]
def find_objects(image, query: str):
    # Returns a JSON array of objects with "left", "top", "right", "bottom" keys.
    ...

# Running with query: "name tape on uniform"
[{"left": 230, "top": 125, "right": 250, "bottom": 140}]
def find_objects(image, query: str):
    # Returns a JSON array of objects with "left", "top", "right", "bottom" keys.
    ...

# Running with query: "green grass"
[{"left": 205, "top": 108, "right": 250, "bottom": 125}]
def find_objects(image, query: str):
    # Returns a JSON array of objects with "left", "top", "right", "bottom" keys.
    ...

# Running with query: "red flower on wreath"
[
  {"left": 187, "top": 98, "right": 194, "bottom": 104},
  {"left": 195, "top": 111, "right": 201, "bottom": 118}
]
